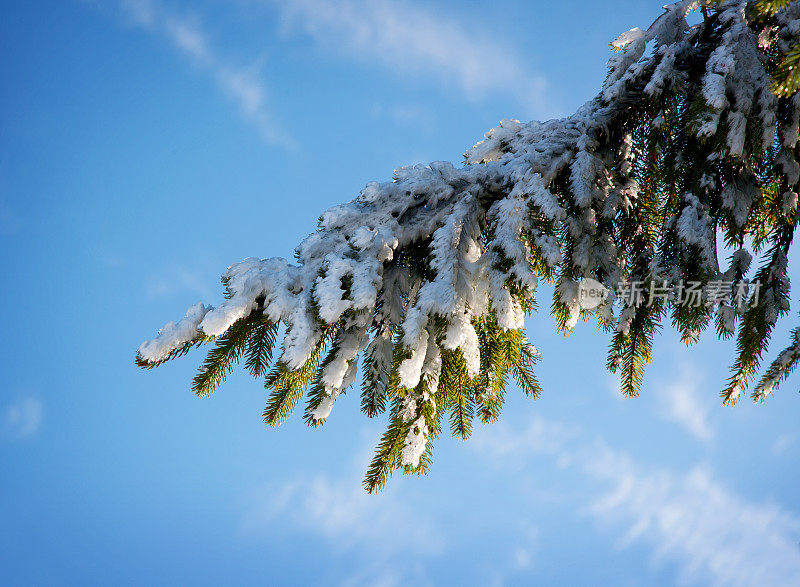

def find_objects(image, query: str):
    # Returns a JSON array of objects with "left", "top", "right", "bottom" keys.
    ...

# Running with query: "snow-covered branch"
[{"left": 137, "top": 0, "right": 800, "bottom": 490}]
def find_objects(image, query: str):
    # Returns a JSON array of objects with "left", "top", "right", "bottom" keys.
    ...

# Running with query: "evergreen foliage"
[{"left": 137, "top": 0, "right": 800, "bottom": 490}]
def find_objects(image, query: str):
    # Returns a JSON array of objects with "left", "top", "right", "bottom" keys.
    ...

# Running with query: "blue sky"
[{"left": 2, "top": 0, "right": 800, "bottom": 585}]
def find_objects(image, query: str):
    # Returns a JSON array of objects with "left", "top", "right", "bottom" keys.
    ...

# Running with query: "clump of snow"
[
  {"left": 401, "top": 415, "right": 428, "bottom": 468},
  {"left": 398, "top": 330, "right": 429, "bottom": 390},
  {"left": 138, "top": 302, "right": 212, "bottom": 363},
  {"left": 783, "top": 191, "right": 798, "bottom": 215}
]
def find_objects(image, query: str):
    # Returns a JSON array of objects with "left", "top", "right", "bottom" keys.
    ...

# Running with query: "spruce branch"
[
  {"left": 263, "top": 326, "right": 336, "bottom": 427},
  {"left": 136, "top": 0, "right": 800, "bottom": 489},
  {"left": 191, "top": 313, "right": 262, "bottom": 397}
]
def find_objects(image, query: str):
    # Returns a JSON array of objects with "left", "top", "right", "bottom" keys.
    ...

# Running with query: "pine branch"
[
  {"left": 723, "top": 231, "right": 793, "bottom": 404},
  {"left": 262, "top": 326, "right": 335, "bottom": 427},
  {"left": 363, "top": 398, "right": 409, "bottom": 493},
  {"left": 754, "top": 325, "right": 800, "bottom": 400},
  {"left": 191, "top": 313, "right": 260, "bottom": 397},
  {"left": 360, "top": 330, "right": 393, "bottom": 417},
  {"left": 135, "top": 336, "right": 205, "bottom": 369},
  {"left": 136, "top": 1, "right": 800, "bottom": 490},
  {"left": 609, "top": 303, "right": 664, "bottom": 398},
  {"left": 438, "top": 348, "right": 474, "bottom": 440},
  {"left": 511, "top": 339, "right": 542, "bottom": 399},
  {"left": 244, "top": 317, "right": 278, "bottom": 378}
]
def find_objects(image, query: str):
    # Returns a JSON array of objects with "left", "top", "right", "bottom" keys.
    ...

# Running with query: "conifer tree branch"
[{"left": 135, "top": 0, "right": 800, "bottom": 489}]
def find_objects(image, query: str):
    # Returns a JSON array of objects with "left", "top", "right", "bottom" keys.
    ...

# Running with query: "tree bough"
[{"left": 137, "top": 0, "right": 800, "bottom": 491}]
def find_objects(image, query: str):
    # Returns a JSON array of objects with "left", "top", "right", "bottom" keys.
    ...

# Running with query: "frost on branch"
[{"left": 138, "top": 1, "right": 800, "bottom": 491}]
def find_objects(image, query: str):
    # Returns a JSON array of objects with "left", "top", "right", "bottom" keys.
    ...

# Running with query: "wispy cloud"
[
  {"left": 511, "top": 527, "right": 539, "bottom": 571},
  {"left": 2, "top": 398, "right": 43, "bottom": 439},
  {"left": 475, "top": 417, "right": 800, "bottom": 586},
  {"left": 104, "top": 0, "right": 558, "bottom": 147},
  {"left": 240, "top": 441, "right": 443, "bottom": 585},
  {"left": 242, "top": 472, "right": 442, "bottom": 550},
  {"left": 273, "top": 0, "right": 553, "bottom": 118},
  {"left": 653, "top": 362, "right": 714, "bottom": 442},
  {"left": 116, "top": 0, "right": 293, "bottom": 148},
  {"left": 773, "top": 433, "right": 794, "bottom": 455},
  {"left": 587, "top": 451, "right": 800, "bottom": 587}
]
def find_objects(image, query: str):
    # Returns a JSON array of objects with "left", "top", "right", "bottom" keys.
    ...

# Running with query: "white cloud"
[
  {"left": 273, "top": 0, "right": 553, "bottom": 118},
  {"left": 240, "top": 440, "right": 442, "bottom": 586},
  {"left": 243, "top": 472, "right": 441, "bottom": 552},
  {"left": 2, "top": 398, "right": 43, "bottom": 439},
  {"left": 653, "top": 363, "right": 714, "bottom": 442},
  {"left": 511, "top": 527, "right": 538, "bottom": 570},
  {"left": 116, "top": 0, "right": 293, "bottom": 148},
  {"left": 475, "top": 417, "right": 800, "bottom": 587},
  {"left": 106, "top": 0, "right": 559, "bottom": 148},
  {"left": 340, "top": 565, "right": 406, "bottom": 587},
  {"left": 586, "top": 449, "right": 800, "bottom": 587},
  {"left": 772, "top": 434, "right": 794, "bottom": 455},
  {"left": 472, "top": 415, "right": 579, "bottom": 468}
]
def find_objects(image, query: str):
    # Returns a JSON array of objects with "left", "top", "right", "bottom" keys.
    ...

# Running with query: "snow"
[
  {"left": 401, "top": 415, "right": 428, "bottom": 468},
  {"left": 783, "top": 191, "right": 798, "bottom": 215},
  {"left": 398, "top": 330, "right": 429, "bottom": 390},
  {"left": 777, "top": 151, "right": 800, "bottom": 186},
  {"left": 718, "top": 303, "right": 737, "bottom": 334},
  {"left": 676, "top": 193, "right": 715, "bottom": 269},
  {"left": 138, "top": 302, "right": 212, "bottom": 363},
  {"left": 443, "top": 310, "right": 480, "bottom": 377},
  {"left": 645, "top": 44, "right": 680, "bottom": 97},
  {"left": 727, "top": 111, "right": 747, "bottom": 158},
  {"left": 703, "top": 51, "right": 733, "bottom": 111},
  {"left": 611, "top": 27, "right": 646, "bottom": 50},
  {"left": 311, "top": 394, "right": 337, "bottom": 421},
  {"left": 617, "top": 307, "right": 636, "bottom": 336}
]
